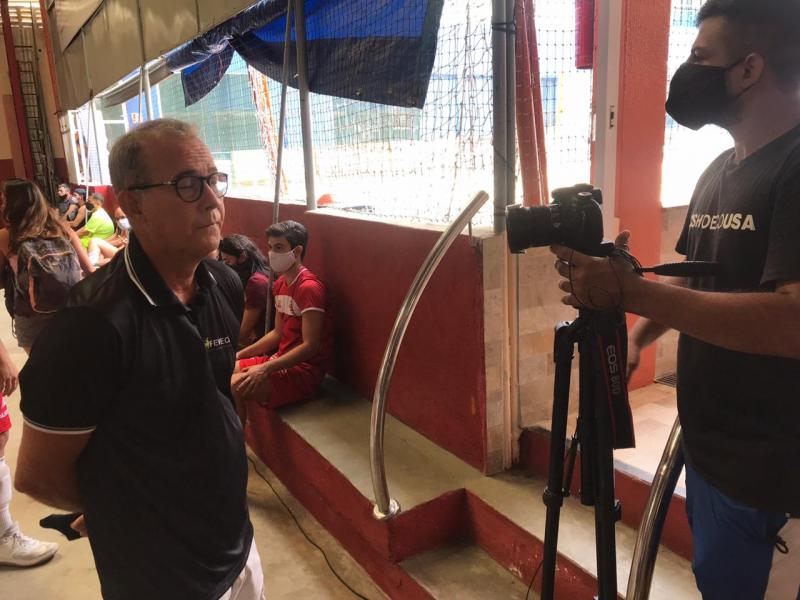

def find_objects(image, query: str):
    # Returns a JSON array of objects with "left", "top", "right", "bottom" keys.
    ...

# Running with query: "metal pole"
[
  {"left": 294, "top": 0, "right": 316, "bottom": 209},
  {"left": 74, "top": 110, "right": 90, "bottom": 186},
  {"left": 492, "top": 0, "right": 508, "bottom": 233},
  {"left": 3, "top": 0, "right": 35, "bottom": 179},
  {"left": 505, "top": 0, "right": 516, "bottom": 207},
  {"left": 626, "top": 418, "right": 684, "bottom": 600},
  {"left": 89, "top": 97, "right": 102, "bottom": 182},
  {"left": 273, "top": 0, "right": 294, "bottom": 225},
  {"left": 137, "top": 66, "right": 144, "bottom": 123},
  {"left": 135, "top": 0, "right": 150, "bottom": 121},
  {"left": 264, "top": 0, "right": 295, "bottom": 336},
  {"left": 370, "top": 191, "right": 490, "bottom": 519},
  {"left": 143, "top": 63, "right": 153, "bottom": 121}
]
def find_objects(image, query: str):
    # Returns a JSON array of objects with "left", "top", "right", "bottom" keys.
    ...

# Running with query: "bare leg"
[{"left": 0, "top": 431, "right": 59, "bottom": 565}]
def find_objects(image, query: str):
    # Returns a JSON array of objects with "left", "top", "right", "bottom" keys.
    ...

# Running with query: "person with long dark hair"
[
  {"left": 0, "top": 179, "right": 91, "bottom": 567},
  {"left": 219, "top": 234, "right": 271, "bottom": 347},
  {"left": 0, "top": 179, "right": 93, "bottom": 353}
]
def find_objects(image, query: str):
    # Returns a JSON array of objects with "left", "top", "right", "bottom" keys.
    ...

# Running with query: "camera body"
[{"left": 506, "top": 184, "right": 608, "bottom": 256}]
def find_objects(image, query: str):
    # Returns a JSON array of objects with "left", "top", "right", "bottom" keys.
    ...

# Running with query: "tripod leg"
[
  {"left": 592, "top": 435, "right": 619, "bottom": 600},
  {"left": 586, "top": 336, "right": 620, "bottom": 600},
  {"left": 541, "top": 321, "right": 582, "bottom": 600}
]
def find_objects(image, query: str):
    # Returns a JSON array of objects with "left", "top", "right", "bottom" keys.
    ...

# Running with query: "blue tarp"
[{"left": 164, "top": 0, "right": 444, "bottom": 108}]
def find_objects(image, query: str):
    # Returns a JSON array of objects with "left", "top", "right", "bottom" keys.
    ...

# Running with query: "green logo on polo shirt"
[{"left": 204, "top": 336, "right": 231, "bottom": 351}]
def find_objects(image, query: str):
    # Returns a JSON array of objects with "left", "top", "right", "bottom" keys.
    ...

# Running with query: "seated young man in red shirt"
[{"left": 232, "top": 220, "right": 332, "bottom": 423}]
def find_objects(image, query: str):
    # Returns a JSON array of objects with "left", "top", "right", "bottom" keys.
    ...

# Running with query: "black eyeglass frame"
[{"left": 127, "top": 172, "right": 228, "bottom": 203}]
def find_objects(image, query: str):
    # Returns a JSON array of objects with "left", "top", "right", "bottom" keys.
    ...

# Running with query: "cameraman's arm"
[
  {"left": 627, "top": 277, "right": 685, "bottom": 380},
  {"left": 627, "top": 279, "right": 800, "bottom": 359}
]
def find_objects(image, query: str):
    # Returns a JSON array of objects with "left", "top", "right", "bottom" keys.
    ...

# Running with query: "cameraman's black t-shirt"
[{"left": 676, "top": 124, "right": 800, "bottom": 514}]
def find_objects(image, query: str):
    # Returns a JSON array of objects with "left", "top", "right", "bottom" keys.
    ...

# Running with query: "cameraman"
[{"left": 551, "top": 1, "right": 800, "bottom": 597}]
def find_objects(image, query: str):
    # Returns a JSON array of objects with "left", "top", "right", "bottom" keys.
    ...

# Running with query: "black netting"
[{"left": 87, "top": 0, "right": 594, "bottom": 224}]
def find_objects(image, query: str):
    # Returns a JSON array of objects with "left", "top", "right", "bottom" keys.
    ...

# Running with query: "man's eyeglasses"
[{"left": 128, "top": 172, "right": 228, "bottom": 203}]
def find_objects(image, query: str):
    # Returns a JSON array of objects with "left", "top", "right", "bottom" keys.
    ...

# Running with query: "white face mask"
[
  {"left": 268, "top": 249, "right": 297, "bottom": 273},
  {"left": 117, "top": 217, "right": 131, "bottom": 231}
]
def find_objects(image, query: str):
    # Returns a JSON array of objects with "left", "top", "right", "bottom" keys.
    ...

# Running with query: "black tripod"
[{"left": 540, "top": 308, "right": 635, "bottom": 600}]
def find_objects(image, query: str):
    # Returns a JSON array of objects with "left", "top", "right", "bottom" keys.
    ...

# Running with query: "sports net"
[{"left": 82, "top": 0, "right": 593, "bottom": 226}]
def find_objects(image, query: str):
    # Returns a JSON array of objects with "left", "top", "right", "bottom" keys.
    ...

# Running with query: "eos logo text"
[{"left": 606, "top": 345, "right": 623, "bottom": 396}]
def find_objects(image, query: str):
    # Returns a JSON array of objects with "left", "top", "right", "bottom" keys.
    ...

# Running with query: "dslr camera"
[{"left": 506, "top": 184, "right": 609, "bottom": 256}]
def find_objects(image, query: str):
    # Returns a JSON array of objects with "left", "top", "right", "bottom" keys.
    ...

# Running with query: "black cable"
[
  {"left": 525, "top": 558, "right": 544, "bottom": 600},
  {"left": 247, "top": 456, "right": 372, "bottom": 600}
]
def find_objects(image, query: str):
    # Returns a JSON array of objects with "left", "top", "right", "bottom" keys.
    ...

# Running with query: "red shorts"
[
  {"left": 0, "top": 395, "right": 10, "bottom": 434},
  {"left": 238, "top": 355, "right": 323, "bottom": 409}
]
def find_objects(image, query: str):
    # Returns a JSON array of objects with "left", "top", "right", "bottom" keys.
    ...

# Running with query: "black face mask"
[
  {"left": 85, "top": 201, "right": 95, "bottom": 211},
  {"left": 665, "top": 59, "right": 747, "bottom": 130},
  {"left": 231, "top": 262, "right": 251, "bottom": 287}
]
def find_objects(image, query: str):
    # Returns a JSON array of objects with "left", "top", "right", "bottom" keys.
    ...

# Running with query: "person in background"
[
  {"left": 232, "top": 220, "right": 333, "bottom": 424},
  {"left": 0, "top": 336, "right": 57, "bottom": 567},
  {"left": 219, "top": 234, "right": 270, "bottom": 347},
  {"left": 55, "top": 184, "right": 77, "bottom": 220},
  {"left": 65, "top": 188, "right": 88, "bottom": 231},
  {"left": 76, "top": 192, "right": 115, "bottom": 249},
  {"left": 86, "top": 207, "right": 132, "bottom": 268},
  {"left": 0, "top": 179, "right": 93, "bottom": 353}
]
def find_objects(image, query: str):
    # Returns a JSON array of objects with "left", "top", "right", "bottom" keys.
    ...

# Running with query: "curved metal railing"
[
  {"left": 626, "top": 417, "right": 685, "bottom": 599},
  {"left": 369, "top": 191, "right": 490, "bottom": 520}
]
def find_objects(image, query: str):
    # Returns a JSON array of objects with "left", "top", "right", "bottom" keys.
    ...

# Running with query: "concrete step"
[
  {"left": 402, "top": 542, "right": 538, "bottom": 600},
  {"left": 246, "top": 378, "right": 698, "bottom": 599}
]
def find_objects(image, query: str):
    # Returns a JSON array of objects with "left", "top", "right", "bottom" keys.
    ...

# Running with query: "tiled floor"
[
  {"left": 537, "top": 382, "right": 685, "bottom": 495},
  {"left": 616, "top": 383, "right": 685, "bottom": 495}
]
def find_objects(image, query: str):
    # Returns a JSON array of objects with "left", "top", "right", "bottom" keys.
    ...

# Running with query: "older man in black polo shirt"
[{"left": 14, "top": 119, "right": 264, "bottom": 599}]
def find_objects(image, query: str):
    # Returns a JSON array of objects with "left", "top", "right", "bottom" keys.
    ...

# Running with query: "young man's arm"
[
  {"left": 234, "top": 310, "right": 324, "bottom": 397},
  {"left": 236, "top": 310, "right": 283, "bottom": 359},
  {"left": 67, "top": 205, "right": 86, "bottom": 230},
  {"left": 261, "top": 310, "right": 324, "bottom": 372},
  {"left": 238, "top": 308, "right": 263, "bottom": 347},
  {"left": 627, "top": 278, "right": 800, "bottom": 358},
  {"left": 552, "top": 243, "right": 800, "bottom": 359},
  {"left": 15, "top": 427, "right": 89, "bottom": 512}
]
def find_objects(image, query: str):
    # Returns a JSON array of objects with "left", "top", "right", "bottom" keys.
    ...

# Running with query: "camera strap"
[{"left": 592, "top": 314, "right": 636, "bottom": 450}]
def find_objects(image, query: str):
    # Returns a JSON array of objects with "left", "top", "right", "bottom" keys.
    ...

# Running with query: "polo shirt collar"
[{"left": 124, "top": 233, "right": 217, "bottom": 307}]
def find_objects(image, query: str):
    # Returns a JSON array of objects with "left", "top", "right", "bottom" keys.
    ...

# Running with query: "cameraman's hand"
[
  {"left": 627, "top": 341, "right": 642, "bottom": 383},
  {"left": 551, "top": 231, "right": 638, "bottom": 311}
]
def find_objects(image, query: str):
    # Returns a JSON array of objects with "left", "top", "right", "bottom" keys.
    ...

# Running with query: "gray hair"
[{"left": 108, "top": 118, "right": 198, "bottom": 193}]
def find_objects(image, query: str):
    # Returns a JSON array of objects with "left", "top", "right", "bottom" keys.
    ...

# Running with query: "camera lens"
[{"left": 506, "top": 204, "right": 561, "bottom": 254}]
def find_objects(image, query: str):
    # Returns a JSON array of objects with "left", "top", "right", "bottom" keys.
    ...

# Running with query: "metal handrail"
[
  {"left": 369, "top": 191, "right": 491, "bottom": 520},
  {"left": 626, "top": 417, "right": 685, "bottom": 599}
]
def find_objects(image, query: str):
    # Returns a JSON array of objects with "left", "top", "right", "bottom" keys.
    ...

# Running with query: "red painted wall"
[
  {"left": 615, "top": 0, "right": 671, "bottom": 389},
  {"left": 0, "top": 158, "right": 14, "bottom": 181},
  {"left": 225, "top": 197, "right": 489, "bottom": 471}
]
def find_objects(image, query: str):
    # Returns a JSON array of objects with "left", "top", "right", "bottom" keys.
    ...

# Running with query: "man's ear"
[
  {"left": 740, "top": 52, "right": 766, "bottom": 92},
  {"left": 294, "top": 245, "right": 304, "bottom": 259}
]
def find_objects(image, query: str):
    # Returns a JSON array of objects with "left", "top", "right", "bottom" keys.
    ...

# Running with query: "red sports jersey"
[{"left": 273, "top": 268, "right": 332, "bottom": 371}]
